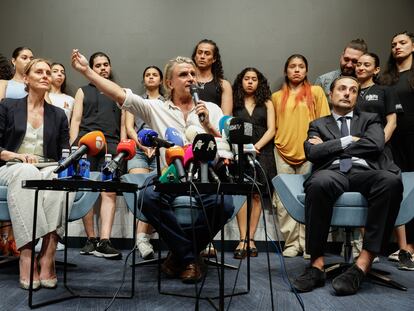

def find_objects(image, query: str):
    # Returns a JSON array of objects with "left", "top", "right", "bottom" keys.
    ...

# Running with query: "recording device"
[
  {"left": 192, "top": 133, "right": 217, "bottom": 183},
  {"left": 165, "top": 146, "right": 186, "bottom": 182},
  {"left": 165, "top": 127, "right": 184, "bottom": 147},
  {"left": 138, "top": 128, "right": 174, "bottom": 148},
  {"left": 228, "top": 117, "right": 253, "bottom": 144},
  {"left": 190, "top": 84, "right": 205, "bottom": 123},
  {"left": 54, "top": 131, "right": 106, "bottom": 174},
  {"left": 102, "top": 139, "right": 136, "bottom": 175}
]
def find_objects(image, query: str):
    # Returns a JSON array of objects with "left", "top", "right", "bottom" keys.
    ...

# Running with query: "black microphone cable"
[
  {"left": 254, "top": 162, "right": 305, "bottom": 311},
  {"left": 104, "top": 174, "right": 154, "bottom": 311}
]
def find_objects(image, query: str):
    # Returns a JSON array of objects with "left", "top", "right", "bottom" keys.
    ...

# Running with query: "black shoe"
[
  {"left": 398, "top": 249, "right": 414, "bottom": 271},
  {"left": 80, "top": 237, "right": 99, "bottom": 255},
  {"left": 292, "top": 266, "right": 326, "bottom": 292},
  {"left": 94, "top": 239, "right": 122, "bottom": 260},
  {"left": 332, "top": 264, "right": 365, "bottom": 295}
]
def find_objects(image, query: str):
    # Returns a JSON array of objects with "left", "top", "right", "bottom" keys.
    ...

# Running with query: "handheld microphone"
[
  {"left": 190, "top": 84, "right": 205, "bottom": 123},
  {"left": 183, "top": 144, "right": 195, "bottom": 182},
  {"left": 214, "top": 137, "right": 235, "bottom": 183},
  {"left": 165, "top": 146, "right": 186, "bottom": 182},
  {"left": 138, "top": 128, "right": 174, "bottom": 148},
  {"left": 159, "top": 164, "right": 179, "bottom": 184},
  {"left": 185, "top": 125, "right": 204, "bottom": 144},
  {"left": 165, "top": 127, "right": 184, "bottom": 147},
  {"left": 192, "top": 134, "right": 217, "bottom": 183},
  {"left": 103, "top": 139, "right": 136, "bottom": 175},
  {"left": 54, "top": 131, "right": 106, "bottom": 174}
]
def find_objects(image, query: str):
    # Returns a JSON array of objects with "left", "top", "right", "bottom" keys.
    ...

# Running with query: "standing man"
[
  {"left": 293, "top": 76, "right": 403, "bottom": 295},
  {"left": 315, "top": 39, "right": 368, "bottom": 98},
  {"left": 192, "top": 39, "right": 233, "bottom": 115},
  {"left": 71, "top": 50, "right": 235, "bottom": 283},
  {"left": 70, "top": 51, "right": 125, "bottom": 259}
]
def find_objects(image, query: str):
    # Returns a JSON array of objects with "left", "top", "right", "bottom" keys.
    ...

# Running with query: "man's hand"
[
  {"left": 308, "top": 136, "right": 323, "bottom": 145},
  {"left": 195, "top": 100, "right": 210, "bottom": 125},
  {"left": 71, "top": 49, "right": 89, "bottom": 73}
]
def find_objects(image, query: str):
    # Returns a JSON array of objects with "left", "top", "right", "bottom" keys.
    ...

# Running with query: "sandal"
[
  {"left": 249, "top": 239, "right": 258, "bottom": 257},
  {"left": 234, "top": 239, "right": 248, "bottom": 259}
]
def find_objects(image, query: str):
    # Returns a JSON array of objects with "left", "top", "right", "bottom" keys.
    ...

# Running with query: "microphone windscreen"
[
  {"left": 192, "top": 133, "right": 217, "bottom": 162},
  {"left": 78, "top": 131, "right": 106, "bottom": 156},
  {"left": 228, "top": 117, "right": 253, "bottom": 144},
  {"left": 219, "top": 115, "right": 233, "bottom": 138},
  {"left": 183, "top": 144, "right": 194, "bottom": 168},
  {"left": 165, "top": 146, "right": 185, "bottom": 166},
  {"left": 165, "top": 127, "right": 184, "bottom": 147},
  {"left": 159, "top": 164, "right": 179, "bottom": 184},
  {"left": 138, "top": 128, "right": 158, "bottom": 147},
  {"left": 185, "top": 125, "right": 204, "bottom": 143},
  {"left": 116, "top": 139, "right": 137, "bottom": 160}
]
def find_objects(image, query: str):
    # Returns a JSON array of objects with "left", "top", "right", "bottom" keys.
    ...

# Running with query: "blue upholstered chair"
[
  {"left": 272, "top": 171, "right": 414, "bottom": 291},
  {"left": 0, "top": 172, "right": 101, "bottom": 266}
]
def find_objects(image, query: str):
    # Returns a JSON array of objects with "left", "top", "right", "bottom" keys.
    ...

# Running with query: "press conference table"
[{"left": 21, "top": 178, "right": 139, "bottom": 309}]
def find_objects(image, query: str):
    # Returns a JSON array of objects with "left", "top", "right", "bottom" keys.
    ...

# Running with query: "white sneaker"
[
  {"left": 136, "top": 235, "right": 154, "bottom": 260},
  {"left": 388, "top": 250, "right": 400, "bottom": 262},
  {"left": 373, "top": 256, "right": 380, "bottom": 263},
  {"left": 35, "top": 238, "right": 43, "bottom": 253},
  {"left": 56, "top": 241, "right": 65, "bottom": 251}
]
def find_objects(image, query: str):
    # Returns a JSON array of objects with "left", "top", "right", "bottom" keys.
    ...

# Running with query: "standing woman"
[
  {"left": 0, "top": 47, "right": 34, "bottom": 100},
  {"left": 381, "top": 31, "right": 414, "bottom": 270},
  {"left": 126, "top": 66, "right": 164, "bottom": 260},
  {"left": 47, "top": 63, "right": 75, "bottom": 123},
  {"left": 272, "top": 54, "right": 330, "bottom": 257},
  {"left": 0, "top": 59, "right": 70, "bottom": 289},
  {"left": 232, "top": 67, "right": 276, "bottom": 258}
]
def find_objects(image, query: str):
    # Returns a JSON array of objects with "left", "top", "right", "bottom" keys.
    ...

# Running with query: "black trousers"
[{"left": 304, "top": 166, "right": 403, "bottom": 259}]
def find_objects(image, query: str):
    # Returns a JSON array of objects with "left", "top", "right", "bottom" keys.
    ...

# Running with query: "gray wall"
[{"left": 1, "top": 0, "right": 413, "bottom": 96}]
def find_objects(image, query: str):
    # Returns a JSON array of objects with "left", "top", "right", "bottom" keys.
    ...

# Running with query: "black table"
[{"left": 22, "top": 178, "right": 139, "bottom": 309}]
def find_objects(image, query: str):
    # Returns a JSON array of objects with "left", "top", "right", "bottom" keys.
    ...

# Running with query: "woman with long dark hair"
[
  {"left": 272, "top": 54, "right": 330, "bottom": 257},
  {"left": 232, "top": 67, "right": 276, "bottom": 258},
  {"left": 380, "top": 31, "right": 414, "bottom": 270}
]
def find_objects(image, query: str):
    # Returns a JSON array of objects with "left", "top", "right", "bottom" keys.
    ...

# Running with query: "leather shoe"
[
  {"left": 161, "top": 252, "right": 182, "bottom": 278},
  {"left": 332, "top": 264, "right": 365, "bottom": 295},
  {"left": 292, "top": 266, "right": 326, "bottom": 292},
  {"left": 180, "top": 261, "right": 205, "bottom": 284}
]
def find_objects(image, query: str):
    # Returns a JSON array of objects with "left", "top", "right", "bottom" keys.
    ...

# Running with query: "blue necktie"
[{"left": 339, "top": 117, "right": 352, "bottom": 173}]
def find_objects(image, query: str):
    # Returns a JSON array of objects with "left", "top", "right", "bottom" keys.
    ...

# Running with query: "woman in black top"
[
  {"left": 232, "top": 67, "right": 276, "bottom": 259},
  {"left": 381, "top": 31, "right": 414, "bottom": 270}
]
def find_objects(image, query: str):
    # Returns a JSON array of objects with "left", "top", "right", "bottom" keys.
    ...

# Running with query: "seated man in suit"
[{"left": 293, "top": 76, "right": 404, "bottom": 295}]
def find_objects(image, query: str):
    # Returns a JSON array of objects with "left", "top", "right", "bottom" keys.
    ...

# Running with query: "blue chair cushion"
[{"left": 297, "top": 192, "right": 368, "bottom": 207}]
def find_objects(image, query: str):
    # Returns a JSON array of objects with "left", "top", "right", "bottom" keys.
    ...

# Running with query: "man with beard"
[{"left": 315, "top": 39, "right": 368, "bottom": 99}]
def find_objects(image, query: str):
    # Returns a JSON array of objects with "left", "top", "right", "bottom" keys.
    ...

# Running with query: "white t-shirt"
[{"left": 48, "top": 93, "right": 75, "bottom": 122}]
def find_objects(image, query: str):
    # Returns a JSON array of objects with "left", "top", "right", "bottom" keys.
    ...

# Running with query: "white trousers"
[{"left": 0, "top": 163, "right": 72, "bottom": 249}]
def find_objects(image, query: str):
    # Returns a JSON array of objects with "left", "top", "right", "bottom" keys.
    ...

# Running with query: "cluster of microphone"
[
  {"left": 150, "top": 116, "right": 255, "bottom": 184},
  {"left": 53, "top": 114, "right": 255, "bottom": 184}
]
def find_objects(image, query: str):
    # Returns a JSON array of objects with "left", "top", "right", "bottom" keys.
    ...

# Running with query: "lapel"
[
  {"left": 43, "top": 102, "right": 54, "bottom": 155},
  {"left": 349, "top": 112, "right": 359, "bottom": 136},
  {"left": 13, "top": 99, "right": 28, "bottom": 146},
  {"left": 325, "top": 115, "right": 341, "bottom": 139}
]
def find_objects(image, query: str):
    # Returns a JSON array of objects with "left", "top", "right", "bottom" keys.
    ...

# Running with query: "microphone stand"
[
  {"left": 155, "top": 146, "right": 162, "bottom": 178},
  {"left": 237, "top": 143, "right": 244, "bottom": 183}
]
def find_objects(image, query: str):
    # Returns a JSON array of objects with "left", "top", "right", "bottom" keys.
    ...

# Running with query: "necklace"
[{"left": 359, "top": 84, "right": 374, "bottom": 99}]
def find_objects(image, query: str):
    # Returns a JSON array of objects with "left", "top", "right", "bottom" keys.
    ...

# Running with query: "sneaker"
[
  {"left": 332, "top": 264, "right": 365, "bottom": 295},
  {"left": 35, "top": 238, "right": 43, "bottom": 253},
  {"left": 398, "top": 249, "right": 414, "bottom": 271},
  {"left": 373, "top": 256, "right": 380, "bottom": 264},
  {"left": 292, "top": 266, "right": 326, "bottom": 292},
  {"left": 388, "top": 250, "right": 400, "bottom": 262},
  {"left": 283, "top": 247, "right": 300, "bottom": 258},
  {"left": 94, "top": 239, "right": 122, "bottom": 259},
  {"left": 136, "top": 235, "right": 154, "bottom": 260},
  {"left": 80, "top": 237, "right": 99, "bottom": 255},
  {"left": 56, "top": 241, "right": 65, "bottom": 251}
]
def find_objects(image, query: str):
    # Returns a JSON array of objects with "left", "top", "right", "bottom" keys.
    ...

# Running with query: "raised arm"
[{"left": 71, "top": 49, "right": 126, "bottom": 104}]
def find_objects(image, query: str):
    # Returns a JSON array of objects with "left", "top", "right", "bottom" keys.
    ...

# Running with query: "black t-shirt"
[
  {"left": 198, "top": 80, "right": 221, "bottom": 107},
  {"left": 356, "top": 84, "right": 399, "bottom": 127},
  {"left": 392, "top": 70, "right": 414, "bottom": 133}
]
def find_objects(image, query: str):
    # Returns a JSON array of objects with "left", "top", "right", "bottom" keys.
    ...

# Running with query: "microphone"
[
  {"left": 183, "top": 144, "right": 195, "bottom": 182},
  {"left": 54, "top": 131, "right": 106, "bottom": 174},
  {"left": 165, "top": 127, "right": 184, "bottom": 147},
  {"left": 190, "top": 84, "right": 205, "bottom": 123},
  {"left": 159, "top": 164, "right": 179, "bottom": 184},
  {"left": 185, "top": 125, "right": 204, "bottom": 144},
  {"left": 214, "top": 137, "right": 235, "bottom": 183},
  {"left": 233, "top": 143, "right": 257, "bottom": 168},
  {"left": 138, "top": 128, "right": 174, "bottom": 148},
  {"left": 103, "top": 139, "right": 136, "bottom": 175},
  {"left": 192, "top": 133, "right": 217, "bottom": 183},
  {"left": 165, "top": 146, "right": 186, "bottom": 182},
  {"left": 228, "top": 117, "right": 253, "bottom": 144}
]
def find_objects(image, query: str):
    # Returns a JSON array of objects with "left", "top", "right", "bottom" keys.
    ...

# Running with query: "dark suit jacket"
[
  {"left": 304, "top": 110, "right": 400, "bottom": 175},
  {"left": 0, "top": 97, "right": 69, "bottom": 166}
]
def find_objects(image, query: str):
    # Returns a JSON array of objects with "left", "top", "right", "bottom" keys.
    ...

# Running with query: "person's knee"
[
  {"left": 378, "top": 171, "right": 403, "bottom": 192},
  {"left": 15, "top": 163, "right": 41, "bottom": 180}
]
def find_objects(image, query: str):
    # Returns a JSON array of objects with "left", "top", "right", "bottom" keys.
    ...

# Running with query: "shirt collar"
[{"left": 332, "top": 111, "right": 354, "bottom": 121}]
